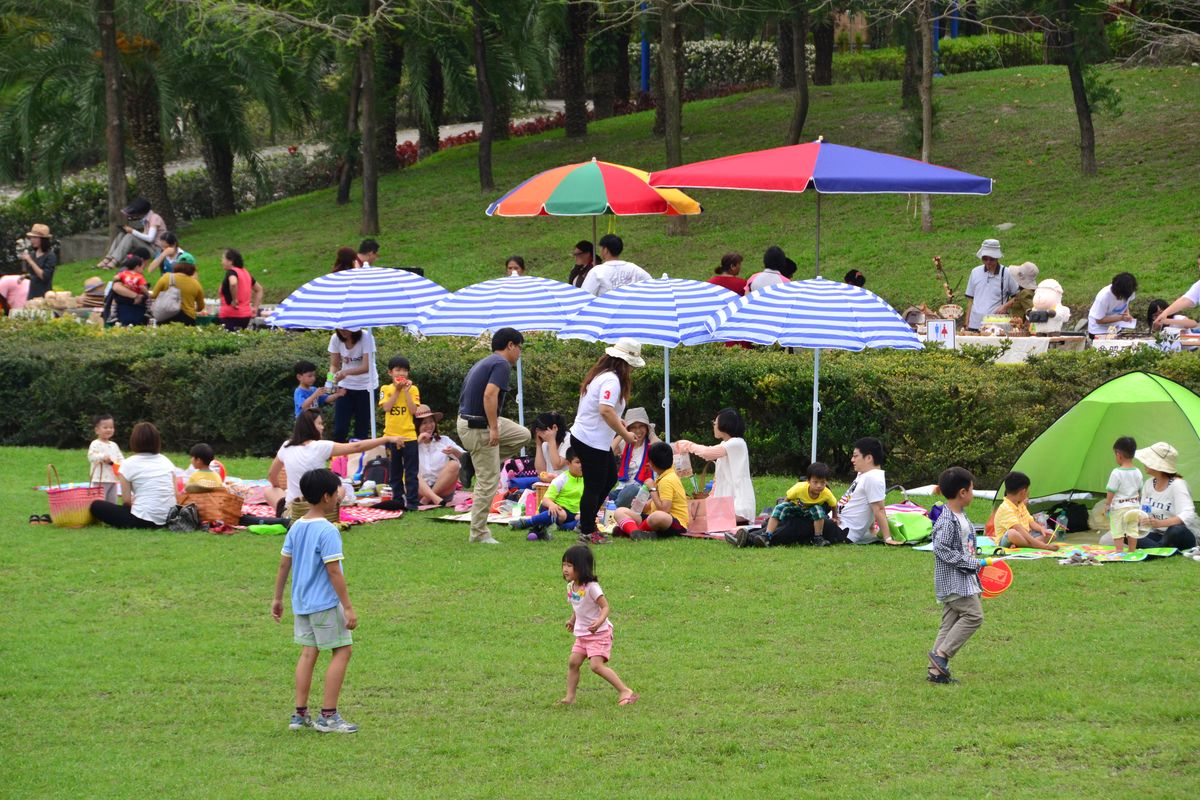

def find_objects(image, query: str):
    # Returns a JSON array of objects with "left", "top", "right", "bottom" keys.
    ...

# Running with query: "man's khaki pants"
[{"left": 457, "top": 416, "right": 531, "bottom": 541}]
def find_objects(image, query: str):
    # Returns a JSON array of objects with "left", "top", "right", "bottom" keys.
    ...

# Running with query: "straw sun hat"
[{"left": 1135, "top": 442, "right": 1178, "bottom": 474}]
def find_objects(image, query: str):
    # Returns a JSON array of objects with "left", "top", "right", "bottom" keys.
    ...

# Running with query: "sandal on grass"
[{"left": 28, "top": 514, "right": 43, "bottom": 525}]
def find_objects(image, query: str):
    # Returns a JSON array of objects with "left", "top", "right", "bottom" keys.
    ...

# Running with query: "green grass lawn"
[
  {"left": 3, "top": 445, "right": 1198, "bottom": 798},
  {"left": 52, "top": 65, "right": 1200, "bottom": 317}
]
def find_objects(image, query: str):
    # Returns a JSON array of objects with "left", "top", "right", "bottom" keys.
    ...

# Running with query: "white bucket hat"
[
  {"left": 622, "top": 406, "right": 656, "bottom": 432},
  {"left": 1010, "top": 261, "right": 1039, "bottom": 290},
  {"left": 605, "top": 337, "right": 645, "bottom": 368},
  {"left": 976, "top": 239, "right": 1003, "bottom": 260},
  {"left": 1136, "top": 442, "right": 1178, "bottom": 474}
]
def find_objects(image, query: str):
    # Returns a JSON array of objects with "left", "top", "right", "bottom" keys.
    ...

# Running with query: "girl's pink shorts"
[{"left": 571, "top": 628, "right": 613, "bottom": 660}]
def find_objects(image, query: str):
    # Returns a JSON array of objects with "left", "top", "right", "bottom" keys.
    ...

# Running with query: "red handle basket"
[{"left": 46, "top": 464, "right": 105, "bottom": 528}]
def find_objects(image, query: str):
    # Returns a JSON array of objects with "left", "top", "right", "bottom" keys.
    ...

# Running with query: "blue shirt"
[
  {"left": 294, "top": 385, "right": 330, "bottom": 417},
  {"left": 160, "top": 249, "right": 192, "bottom": 274},
  {"left": 281, "top": 518, "right": 344, "bottom": 615}
]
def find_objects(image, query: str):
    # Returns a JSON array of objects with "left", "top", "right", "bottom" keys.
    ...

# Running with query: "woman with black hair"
[
  {"left": 328, "top": 328, "right": 378, "bottom": 442},
  {"left": 218, "top": 248, "right": 263, "bottom": 330},
  {"left": 18, "top": 222, "right": 57, "bottom": 300},
  {"left": 709, "top": 253, "right": 746, "bottom": 296},
  {"left": 97, "top": 197, "right": 164, "bottom": 269},
  {"left": 532, "top": 411, "right": 570, "bottom": 477},
  {"left": 673, "top": 407, "right": 756, "bottom": 524}
]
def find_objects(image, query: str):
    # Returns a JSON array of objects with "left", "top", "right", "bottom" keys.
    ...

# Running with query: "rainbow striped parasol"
[{"left": 486, "top": 158, "right": 701, "bottom": 217}]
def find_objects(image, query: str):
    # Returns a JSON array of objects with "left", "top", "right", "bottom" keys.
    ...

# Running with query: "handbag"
[
  {"left": 165, "top": 504, "right": 203, "bottom": 532},
  {"left": 46, "top": 464, "right": 105, "bottom": 528},
  {"left": 151, "top": 273, "right": 181, "bottom": 322}
]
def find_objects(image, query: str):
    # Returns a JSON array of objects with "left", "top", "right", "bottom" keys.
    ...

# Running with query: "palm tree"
[{"left": 561, "top": 0, "right": 591, "bottom": 137}]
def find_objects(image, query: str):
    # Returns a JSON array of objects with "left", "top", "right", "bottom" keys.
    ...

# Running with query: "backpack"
[
  {"left": 1046, "top": 501, "right": 1089, "bottom": 533},
  {"left": 151, "top": 274, "right": 182, "bottom": 322},
  {"left": 361, "top": 455, "right": 390, "bottom": 485},
  {"left": 165, "top": 504, "right": 202, "bottom": 532}
]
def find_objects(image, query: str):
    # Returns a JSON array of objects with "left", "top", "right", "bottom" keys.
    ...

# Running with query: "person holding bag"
[{"left": 149, "top": 256, "right": 205, "bottom": 325}]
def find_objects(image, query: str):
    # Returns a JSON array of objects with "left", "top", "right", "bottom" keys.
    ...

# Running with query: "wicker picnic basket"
[
  {"left": 46, "top": 465, "right": 105, "bottom": 528},
  {"left": 181, "top": 490, "right": 245, "bottom": 524},
  {"left": 689, "top": 459, "right": 712, "bottom": 499}
]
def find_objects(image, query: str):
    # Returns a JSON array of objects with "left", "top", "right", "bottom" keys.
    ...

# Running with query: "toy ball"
[
  {"left": 209, "top": 459, "right": 227, "bottom": 482},
  {"left": 527, "top": 532, "right": 539, "bottom": 541}
]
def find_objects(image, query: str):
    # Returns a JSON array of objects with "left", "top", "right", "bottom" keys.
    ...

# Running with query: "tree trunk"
[
  {"left": 614, "top": 21, "right": 631, "bottom": 103},
  {"left": 812, "top": 14, "right": 834, "bottom": 86},
  {"left": 337, "top": 59, "right": 362, "bottom": 205},
  {"left": 472, "top": 0, "right": 496, "bottom": 191},
  {"left": 417, "top": 52, "right": 444, "bottom": 159},
  {"left": 659, "top": 1, "right": 686, "bottom": 237},
  {"left": 786, "top": 8, "right": 810, "bottom": 146},
  {"left": 376, "top": 29, "right": 403, "bottom": 174},
  {"left": 654, "top": 7, "right": 684, "bottom": 140},
  {"left": 1058, "top": 0, "right": 1097, "bottom": 176},
  {"left": 97, "top": 0, "right": 126, "bottom": 236},
  {"left": 200, "top": 133, "right": 236, "bottom": 217},
  {"left": 917, "top": 0, "right": 934, "bottom": 232},
  {"left": 901, "top": 16, "right": 920, "bottom": 108},
  {"left": 358, "top": 4, "right": 380, "bottom": 236},
  {"left": 777, "top": 18, "right": 795, "bottom": 89},
  {"left": 563, "top": 1, "right": 590, "bottom": 137},
  {"left": 125, "top": 75, "right": 175, "bottom": 230}
]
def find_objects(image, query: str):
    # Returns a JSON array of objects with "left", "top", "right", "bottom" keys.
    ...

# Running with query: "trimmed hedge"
[{"left": 4, "top": 320, "right": 1198, "bottom": 485}]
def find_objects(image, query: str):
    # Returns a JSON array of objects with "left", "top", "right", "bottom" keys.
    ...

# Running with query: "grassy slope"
[
  {"left": 2, "top": 445, "right": 1198, "bottom": 798},
  {"left": 54, "top": 65, "right": 1200, "bottom": 314}
]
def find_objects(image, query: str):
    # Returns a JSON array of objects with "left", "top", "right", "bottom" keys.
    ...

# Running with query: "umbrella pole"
[
  {"left": 810, "top": 349, "right": 820, "bottom": 463},
  {"left": 592, "top": 216, "right": 598, "bottom": 267},
  {"left": 814, "top": 193, "right": 821, "bottom": 278},
  {"left": 516, "top": 355, "right": 526, "bottom": 456},
  {"left": 663, "top": 346, "right": 671, "bottom": 443}
]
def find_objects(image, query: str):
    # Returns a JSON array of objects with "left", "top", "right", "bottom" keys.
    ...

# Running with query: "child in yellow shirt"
[
  {"left": 994, "top": 471, "right": 1059, "bottom": 550},
  {"left": 378, "top": 355, "right": 420, "bottom": 510},
  {"left": 614, "top": 442, "right": 689, "bottom": 541}
]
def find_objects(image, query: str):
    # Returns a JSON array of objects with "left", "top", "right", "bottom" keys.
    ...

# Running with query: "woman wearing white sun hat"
[
  {"left": 571, "top": 338, "right": 645, "bottom": 544},
  {"left": 1133, "top": 442, "right": 1199, "bottom": 551}
]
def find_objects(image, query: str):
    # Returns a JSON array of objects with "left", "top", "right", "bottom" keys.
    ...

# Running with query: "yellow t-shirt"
[
  {"left": 378, "top": 383, "right": 420, "bottom": 439},
  {"left": 653, "top": 467, "right": 690, "bottom": 527},
  {"left": 993, "top": 496, "right": 1034, "bottom": 536},
  {"left": 785, "top": 481, "right": 837, "bottom": 508},
  {"left": 150, "top": 273, "right": 206, "bottom": 319}
]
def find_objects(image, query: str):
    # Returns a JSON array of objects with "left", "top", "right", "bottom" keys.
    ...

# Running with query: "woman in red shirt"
[
  {"left": 708, "top": 252, "right": 746, "bottom": 296},
  {"left": 218, "top": 248, "right": 262, "bottom": 331}
]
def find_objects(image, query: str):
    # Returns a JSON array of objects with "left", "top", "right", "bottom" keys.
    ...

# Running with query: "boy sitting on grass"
[
  {"left": 994, "top": 471, "right": 1059, "bottom": 551},
  {"left": 614, "top": 442, "right": 689, "bottom": 541},
  {"left": 510, "top": 448, "right": 584, "bottom": 540},
  {"left": 729, "top": 462, "right": 837, "bottom": 548},
  {"left": 272, "top": 468, "right": 359, "bottom": 734}
]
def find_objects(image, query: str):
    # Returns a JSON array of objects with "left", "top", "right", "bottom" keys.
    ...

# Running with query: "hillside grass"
[
  {"left": 2, "top": 445, "right": 1198, "bottom": 798},
  {"left": 53, "top": 65, "right": 1200, "bottom": 315}
]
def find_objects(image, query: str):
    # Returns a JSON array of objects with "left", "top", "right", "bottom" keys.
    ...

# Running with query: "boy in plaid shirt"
[{"left": 927, "top": 467, "right": 996, "bottom": 684}]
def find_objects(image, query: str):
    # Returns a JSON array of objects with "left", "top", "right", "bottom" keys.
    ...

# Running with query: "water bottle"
[
  {"left": 604, "top": 499, "right": 618, "bottom": 528},
  {"left": 630, "top": 485, "right": 650, "bottom": 515},
  {"left": 325, "top": 371, "right": 336, "bottom": 391}
]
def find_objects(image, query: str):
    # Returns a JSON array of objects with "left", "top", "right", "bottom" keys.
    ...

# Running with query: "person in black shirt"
[{"left": 19, "top": 223, "right": 57, "bottom": 300}]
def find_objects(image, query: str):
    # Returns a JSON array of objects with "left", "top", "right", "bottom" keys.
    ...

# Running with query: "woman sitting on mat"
[
  {"left": 672, "top": 407, "right": 756, "bottom": 524},
  {"left": 89, "top": 422, "right": 177, "bottom": 529},
  {"left": 1133, "top": 441, "right": 1200, "bottom": 551},
  {"left": 609, "top": 407, "right": 659, "bottom": 508}
]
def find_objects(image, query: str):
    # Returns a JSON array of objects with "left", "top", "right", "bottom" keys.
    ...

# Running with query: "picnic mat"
[
  {"left": 240, "top": 502, "right": 404, "bottom": 526},
  {"left": 434, "top": 511, "right": 729, "bottom": 539},
  {"left": 913, "top": 535, "right": 1177, "bottom": 562}
]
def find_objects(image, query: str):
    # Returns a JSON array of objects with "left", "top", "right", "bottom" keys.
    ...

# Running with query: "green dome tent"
[{"left": 1007, "top": 372, "right": 1200, "bottom": 498}]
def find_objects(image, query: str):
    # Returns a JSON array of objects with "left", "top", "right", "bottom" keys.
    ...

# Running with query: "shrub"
[
  {"left": 939, "top": 33, "right": 1045, "bottom": 74},
  {"left": 5, "top": 320, "right": 1199, "bottom": 486},
  {"left": 831, "top": 48, "right": 905, "bottom": 83}
]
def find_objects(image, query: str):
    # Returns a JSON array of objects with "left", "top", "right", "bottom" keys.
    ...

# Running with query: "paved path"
[{"left": 1, "top": 101, "right": 571, "bottom": 201}]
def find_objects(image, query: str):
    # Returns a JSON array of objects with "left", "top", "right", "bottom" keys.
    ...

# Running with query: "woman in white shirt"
[
  {"left": 570, "top": 339, "right": 644, "bottom": 542},
  {"left": 328, "top": 328, "right": 377, "bottom": 442},
  {"left": 97, "top": 197, "right": 165, "bottom": 269},
  {"left": 674, "top": 407, "right": 757, "bottom": 524},
  {"left": 264, "top": 408, "right": 399, "bottom": 521},
  {"left": 89, "top": 422, "right": 177, "bottom": 528},
  {"left": 414, "top": 405, "right": 465, "bottom": 506},
  {"left": 1134, "top": 442, "right": 1199, "bottom": 550}
]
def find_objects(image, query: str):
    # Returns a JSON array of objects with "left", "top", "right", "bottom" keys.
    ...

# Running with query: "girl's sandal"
[
  {"left": 40, "top": 514, "right": 52, "bottom": 524},
  {"left": 28, "top": 514, "right": 42, "bottom": 525}
]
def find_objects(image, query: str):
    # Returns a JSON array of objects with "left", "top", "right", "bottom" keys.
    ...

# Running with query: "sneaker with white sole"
[
  {"left": 471, "top": 535, "right": 502, "bottom": 544},
  {"left": 289, "top": 713, "right": 313, "bottom": 730},
  {"left": 314, "top": 712, "right": 358, "bottom": 733}
]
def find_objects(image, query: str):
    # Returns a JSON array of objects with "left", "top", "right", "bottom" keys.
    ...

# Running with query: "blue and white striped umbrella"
[
  {"left": 558, "top": 277, "right": 738, "bottom": 440},
  {"left": 412, "top": 275, "right": 593, "bottom": 428},
  {"left": 268, "top": 266, "right": 448, "bottom": 330},
  {"left": 410, "top": 275, "right": 591, "bottom": 336},
  {"left": 702, "top": 277, "right": 921, "bottom": 460}
]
